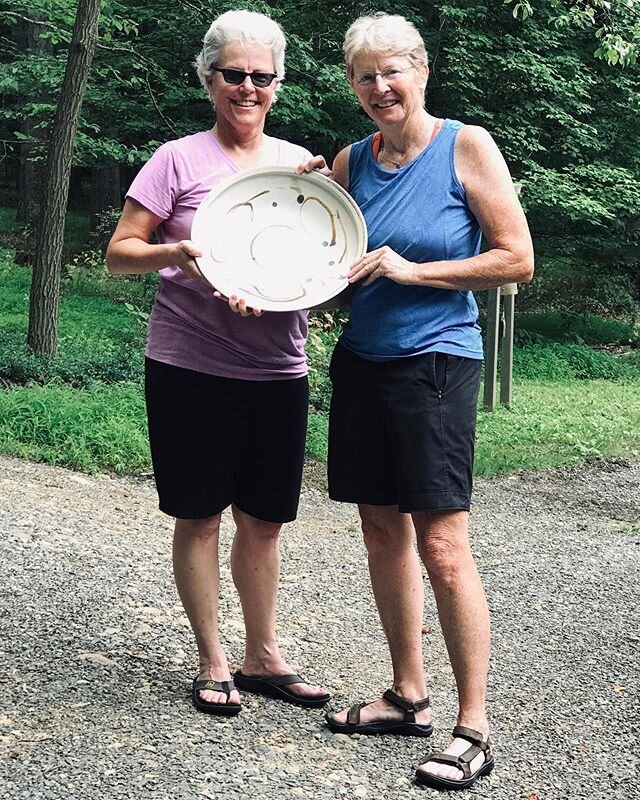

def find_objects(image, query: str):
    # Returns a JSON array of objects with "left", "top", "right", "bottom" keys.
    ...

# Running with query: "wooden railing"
[{"left": 483, "top": 183, "right": 522, "bottom": 410}]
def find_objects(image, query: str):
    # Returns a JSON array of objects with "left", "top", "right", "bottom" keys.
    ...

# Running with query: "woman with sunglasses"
[
  {"left": 302, "top": 12, "right": 533, "bottom": 791},
  {"left": 106, "top": 9, "right": 330, "bottom": 716}
]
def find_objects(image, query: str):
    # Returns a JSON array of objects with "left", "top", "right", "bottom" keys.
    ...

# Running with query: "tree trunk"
[
  {"left": 16, "top": 18, "right": 52, "bottom": 231},
  {"left": 27, "top": 0, "right": 102, "bottom": 355},
  {"left": 90, "top": 164, "right": 121, "bottom": 231}
]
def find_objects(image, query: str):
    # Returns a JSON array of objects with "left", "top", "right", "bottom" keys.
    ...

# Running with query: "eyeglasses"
[
  {"left": 213, "top": 67, "right": 278, "bottom": 88},
  {"left": 353, "top": 67, "right": 414, "bottom": 87}
]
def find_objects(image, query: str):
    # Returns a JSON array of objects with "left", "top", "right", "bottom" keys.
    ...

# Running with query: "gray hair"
[
  {"left": 343, "top": 12, "right": 428, "bottom": 77},
  {"left": 195, "top": 9, "right": 286, "bottom": 93}
]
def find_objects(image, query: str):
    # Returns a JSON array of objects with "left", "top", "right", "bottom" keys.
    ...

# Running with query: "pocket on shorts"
[{"left": 433, "top": 351, "right": 448, "bottom": 394}]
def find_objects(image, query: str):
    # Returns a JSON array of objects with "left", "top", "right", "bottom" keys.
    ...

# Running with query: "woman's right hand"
[{"left": 174, "top": 240, "right": 206, "bottom": 281}]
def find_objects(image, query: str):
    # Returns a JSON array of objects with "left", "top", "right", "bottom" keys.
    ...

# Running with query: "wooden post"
[
  {"left": 483, "top": 182, "right": 522, "bottom": 410},
  {"left": 500, "top": 285, "right": 518, "bottom": 406},
  {"left": 483, "top": 287, "right": 500, "bottom": 410}
]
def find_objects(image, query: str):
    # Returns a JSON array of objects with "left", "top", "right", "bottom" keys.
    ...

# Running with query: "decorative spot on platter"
[{"left": 297, "top": 194, "right": 305, "bottom": 204}]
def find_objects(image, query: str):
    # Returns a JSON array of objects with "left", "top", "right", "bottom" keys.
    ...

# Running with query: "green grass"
[
  {"left": 1, "top": 246, "right": 639, "bottom": 477},
  {"left": 1, "top": 377, "right": 636, "bottom": 476},
  {"left": 475, "top": 380, "right": 640, "bottom": 475},
  {"left": 0, "top": 382, "right": 150, "bottom": 474}
]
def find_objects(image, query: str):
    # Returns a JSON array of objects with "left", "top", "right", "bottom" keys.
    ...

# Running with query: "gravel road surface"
[{"left": 1, "top": 455, "right": 638, "bottom": 800}]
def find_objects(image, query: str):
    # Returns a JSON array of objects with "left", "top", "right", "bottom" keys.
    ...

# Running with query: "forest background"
[{"left": 0, "top": 0, "right": 639, "bottom": 477}]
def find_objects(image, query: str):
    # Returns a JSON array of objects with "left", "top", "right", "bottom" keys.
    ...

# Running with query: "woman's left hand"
[
  {"left": 295, "top": 155, "right": 332, "bottom": 177},
  {"left": 348, "top": 246, "right": 418, "bottom": 286},
  {"left": 213, "top": 291, "right": 263, "bottom": 317}
]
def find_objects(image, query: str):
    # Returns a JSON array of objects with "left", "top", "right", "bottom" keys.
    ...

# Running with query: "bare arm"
[
  {"left": 331, "top": 146, "right": 351, "bottom": 191},
  {"left": 105, "top": 198, "right": 204, "bottom": 281},
  {"left": 349, "top": 127, "right": 534, "bottom": 290}
]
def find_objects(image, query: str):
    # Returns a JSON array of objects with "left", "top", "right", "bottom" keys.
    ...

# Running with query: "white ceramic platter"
[{"left": 191, "top": 166, "right": 367, "bottom": 311}]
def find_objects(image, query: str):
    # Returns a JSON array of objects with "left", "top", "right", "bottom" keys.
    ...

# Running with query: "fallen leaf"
[
  {"left": 612, "top": 684, "right": 626, "bottom": 693},
  {"left": 421, "top": 626, "right": 433, "bottom": 634}
]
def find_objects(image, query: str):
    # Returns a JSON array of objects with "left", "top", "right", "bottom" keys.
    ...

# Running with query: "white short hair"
[
  {"left": 343, "top": 12, "right": 428, "bottom": 77},
  {"left": 194, "top": 9, "right": 286, "bottom": 91}
]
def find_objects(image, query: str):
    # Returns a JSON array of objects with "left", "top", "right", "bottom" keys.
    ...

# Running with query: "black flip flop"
[
  {"left": 415, "top": 725, "right": 494, "bottom": 789},
  {"left": 234, "top": 670, "right": 330, "bottom": 708},
  {"left": 192, "top": 677, "right": 241, "bottom": 716},
  {"left": 325, "top": 688, "right": 433, "bottom": 737}
]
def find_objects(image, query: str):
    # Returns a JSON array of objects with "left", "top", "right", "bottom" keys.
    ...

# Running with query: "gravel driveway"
[{"left": 0, "top": 454, "right": 638, "bottom": 800}]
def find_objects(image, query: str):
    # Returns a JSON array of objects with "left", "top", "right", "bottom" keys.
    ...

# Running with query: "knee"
[
  {"left": 361, "top": 519, "right": 406, "bottom": 559},
  {"left": 417, "top": 534, "right": 469, "bottom": 585},
  {"left": 236, "top": 517, "right": 282, "bottom": 543},
  {"left": 175, "top": 516, "right": 221, "bottom": 544}
]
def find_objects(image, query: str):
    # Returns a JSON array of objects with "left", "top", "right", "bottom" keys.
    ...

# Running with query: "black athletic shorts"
[
  {"left": 328, "top": 344, "right": 482, "bottom": 512},
  {"left": 145, "top": 358, "right": 308, "bottom": 522}
]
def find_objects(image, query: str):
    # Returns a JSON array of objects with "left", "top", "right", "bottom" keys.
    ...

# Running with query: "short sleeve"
[{"left": 126, "top": 142, "right": 179, "bottom": 220}]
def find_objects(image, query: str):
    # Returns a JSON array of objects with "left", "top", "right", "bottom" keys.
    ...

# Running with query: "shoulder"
[
  {"left": 455, "top": 124, "right": 502, "bottom": 161},
  {"left": 453, "top": 125, "right": 509, "bottom": 187},
  {"left": 272, "top": 137, "right": 314, "bottom": 163},
  {"left": 331, "top": 146, "right": 352, "bottom": 190}
]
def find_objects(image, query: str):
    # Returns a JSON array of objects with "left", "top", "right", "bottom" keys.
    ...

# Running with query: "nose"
[
  {"left": 239, "top": 75, "right": 254, "bottom": 90},
  {"left": 373, "top": 73, "right": 391, "bottom": 89}
]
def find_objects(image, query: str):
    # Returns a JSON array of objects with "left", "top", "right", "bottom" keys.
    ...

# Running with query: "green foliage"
[
  {"left": 513, "top": 342, "right": 640, "bottom": 381},
  {"left": 0, "top": 382, "right": 150, "bottom": 473},
  {"left": 517, "top": 310, "right": 639, "bottom": 344},
  {"left": 0, "top": 255, "right": 146, "bottom": 386},
  {"left": 475, "top": 379, "right": 640, "bottom": 474},
  {"left": 306, "top": 412, "right": 329, "bottom": 462}
]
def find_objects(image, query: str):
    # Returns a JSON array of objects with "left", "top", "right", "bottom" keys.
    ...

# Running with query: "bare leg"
[
  {"left": 330, "top": 504, "right": 431, "bottom": 725},
  {"left": 414, "top": 510, "right": 491, "bottom": 781},
  {"left": 172, "top": 515, "right": 240, "bottom": 706},
  {"left": 230, "top": 505, "right": 327, "bottom": 699}
]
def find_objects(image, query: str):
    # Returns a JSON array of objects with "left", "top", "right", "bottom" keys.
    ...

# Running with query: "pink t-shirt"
[{"left": 126, "top": 131, "right": 313, "bottom": 380}]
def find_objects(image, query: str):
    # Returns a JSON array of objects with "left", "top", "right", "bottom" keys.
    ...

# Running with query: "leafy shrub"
[
  {"left": 514, "top": 342, "right": 640, "bottom": 382},
  {"left": 516, "top": 310, "right": 639, "bottom": 345},
  {"left": 0, "top": 334, "right": 144, "bottom": 388},
  {"left": 307, "top": 310, "right": 345, "bottom": 414},
  {"left": 0, "top": 382, "right": 150, "bottom": 474}
]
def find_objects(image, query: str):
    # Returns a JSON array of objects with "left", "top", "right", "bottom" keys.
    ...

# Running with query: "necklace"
[
  {"left": 376, "top": 119, "right": 443, "bottom": 169},
  {"left": 378, "top": 145, "right": 405, "bottom": 169}
]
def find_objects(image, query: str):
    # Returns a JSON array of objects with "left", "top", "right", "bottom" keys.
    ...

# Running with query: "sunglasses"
[{"left": 213, "top": 67, "right": 278, "bottom": 88}]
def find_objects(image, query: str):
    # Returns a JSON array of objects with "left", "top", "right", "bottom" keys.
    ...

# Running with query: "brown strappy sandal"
[
  {"left": 325, "top": 688, "right": 433, "bottom": 737},
  {"left": 415, "top": 725, "right": 494, "bottom": 790}
]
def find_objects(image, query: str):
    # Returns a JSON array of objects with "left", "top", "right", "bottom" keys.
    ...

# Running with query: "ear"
[{"left": 419, "top": 64, "right": 429, "bottom": 93}]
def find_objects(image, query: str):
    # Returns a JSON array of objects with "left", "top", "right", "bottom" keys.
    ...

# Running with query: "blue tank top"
[{"left": 340, "top": 119, "right": 483, "bottom": 361}]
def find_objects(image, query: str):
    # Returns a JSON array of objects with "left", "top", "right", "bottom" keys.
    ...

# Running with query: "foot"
[
  {"left": 329, "top": 692, "right": 431, "bottom": 728},
  {"left": 416, "top": 722, "right": 490, "bottom": 784},
  {"left": 196, "top": 668, "right": 241, "bottom": 707},
  {"left": 240, "top": 658, "right": 328, "bottom": 701}
]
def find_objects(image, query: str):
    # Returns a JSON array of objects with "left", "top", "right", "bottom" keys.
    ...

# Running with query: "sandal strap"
[
  {"left": 453, "top": 725, "right": 492, "bottom": 753},
  {"left": 193, "top": 678, "right": 235, "bottom": 696},
  {"left": 419, "top": 729, "right": 492, "bottom": 781},
  {"left": 425, "top": 752, "right": 473, "bottom": 779},
  {"left": 383, "top": 689, "right": 430, "bottom": 722},
  {"left": 346, "top": 702, "right": 368, "bottom": 725}
]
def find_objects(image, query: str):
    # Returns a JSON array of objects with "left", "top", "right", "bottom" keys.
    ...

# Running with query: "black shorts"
[
  {"left": 328, "top": 344, "right": 482, "bottom": 512},
  {"left": 145, "top": 358, "right": 308, "bottom": 522}
]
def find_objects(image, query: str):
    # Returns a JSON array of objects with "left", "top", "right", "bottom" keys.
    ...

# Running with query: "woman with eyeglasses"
[
  {"left": 302, "top": 12, "right": 533, "bottom": 791},
  {"left": 106, "top": 9, "right": 330, "bottom": 716}
]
